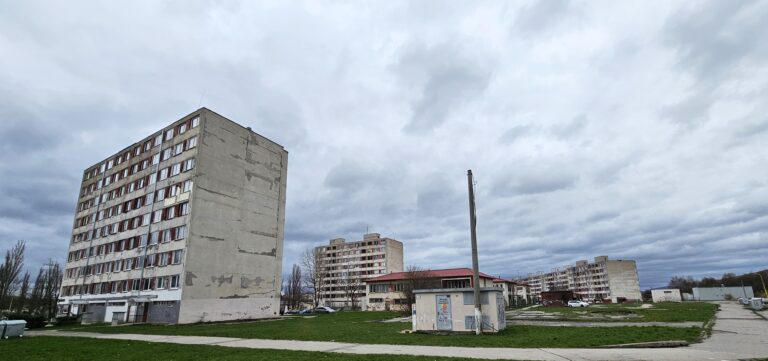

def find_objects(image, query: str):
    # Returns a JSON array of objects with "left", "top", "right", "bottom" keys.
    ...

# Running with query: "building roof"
[{"left": 367, "top": 268, "right": 496, "bottom": 282}]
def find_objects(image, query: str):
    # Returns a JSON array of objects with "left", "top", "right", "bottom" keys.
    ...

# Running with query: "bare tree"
[
  {"left": 339, "top": 267, "right": 362, "bottom": 310},
  {"left": 15, "top": 272, "right": 30, "bottom": 312},
  {"left": 0, "top": 240, "right": 26, "bottom": 309},
  {"left": 285, "top": 264, "right": 303, "bottom": 310},
  {"left": 402, "top": 265, "right": 440, "bottom": 313},
  {"left": 26, "top": 260, "right": 62, "bottom": 318},
  {"left": 301, "top": 248, "right": 325, "bottom": 307}
]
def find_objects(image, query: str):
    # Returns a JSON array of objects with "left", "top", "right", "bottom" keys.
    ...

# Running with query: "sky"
[{"left": 1, "top": 0, "right": 767, "bottom": 289}]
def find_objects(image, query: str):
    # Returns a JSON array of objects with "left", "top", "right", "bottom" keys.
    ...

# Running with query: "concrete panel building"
[
  {"left": 59, "top": 108, "right": 287, "bottom": 324},
  {"left": 316, "top": 233, "right": 403, "bottom": 309},
  {"left": 693, "top": 287, "right": 753, "bottom": 301},
  {"left": 520, "top": 256, "right": 642, "bottom": 303}
]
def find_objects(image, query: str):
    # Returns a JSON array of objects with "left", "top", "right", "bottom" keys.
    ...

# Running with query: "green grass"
[
  {"left": 0, "top": 336, "right": 484, "bottom": 361},
  {"left": 55, "top": 311, "right": 702, "bottom": 348},
  {"left": 536, "top": 302, "right": 717, "bottom": 323}
]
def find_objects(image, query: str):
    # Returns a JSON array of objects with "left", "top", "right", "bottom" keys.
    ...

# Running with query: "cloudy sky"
[{"left": 1, "top": 1, "right": 767, "bottom": 289}]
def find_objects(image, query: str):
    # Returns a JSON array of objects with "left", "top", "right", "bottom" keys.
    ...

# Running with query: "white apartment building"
[
  {"left": 59, "top": 108, "right": 287, "bottom": 324},
  {"left": 520, "top": 256, "right": 641, "bottom": 303},
  {"left": 316, "top": 233, "right": 403, "bottom": 309}
]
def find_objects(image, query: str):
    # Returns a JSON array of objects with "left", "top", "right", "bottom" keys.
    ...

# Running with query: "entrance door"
[
  {"left": 142, "top": 303, "right": 149, "bottom": 323},
  {"left": 385, "top": 300, "right": 391, "bottom": 311},
  {"left": 436, "top": 295, "right": 452, "bottom": 331}
]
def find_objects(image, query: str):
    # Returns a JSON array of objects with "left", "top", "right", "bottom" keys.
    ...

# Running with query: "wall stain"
[
  {"left": 200, "top": 235, "right": 226, "bottom": 242},
  {"left": 240, "top": 276, "right": 264, "bottom": 289},
  {"left": 198, "top": 186, "right": 237, "bottom": 199},
  {"left": 211, "top": 274, "right": 234, "bottom": 286},
  {"left": 237, "top": 246, "right": 276, "bottom": 257},
  {"left": 220, "top": 294, "right": 248, "bottom": 299},
  {"left": 185, "top": 272, "right": 197, "bottom": 286},
  {"left": 250, "top": 230, "right": 277, "bottom": 238}
]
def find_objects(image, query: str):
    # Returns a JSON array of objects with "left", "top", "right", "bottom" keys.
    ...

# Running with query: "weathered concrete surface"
[
  {"left": 179, "top": 109, "right": 287, "bottom": 323},
  {"left": 28, "top": 302, "right": 768, "bottom": 361}
]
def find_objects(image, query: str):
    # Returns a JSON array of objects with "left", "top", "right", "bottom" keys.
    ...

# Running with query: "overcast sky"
[{"left": 1, "top": 1, "right": 767, "bottom": 289}]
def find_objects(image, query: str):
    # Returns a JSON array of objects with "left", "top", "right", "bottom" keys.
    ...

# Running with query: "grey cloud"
[
  {"left": 498, "top": 125, "right": 534, "bottom": 144},
  {"left": 551, "top": 114, "right": 588, "bottom": 138},
  {"left": 513, "top": 0, "right": 573, "bottom": 35},
  {"left": 493, "top": 169, "right": 578, "bottom": 196},
  {"left": 395, "top": 42, "right": 492, "bottom": 134}
]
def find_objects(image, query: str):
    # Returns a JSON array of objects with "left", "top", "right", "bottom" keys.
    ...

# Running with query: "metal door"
[{"left": 436, "top": 295, "right": 452, "bottom": 331}]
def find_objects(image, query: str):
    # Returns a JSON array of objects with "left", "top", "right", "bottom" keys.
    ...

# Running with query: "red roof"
[
  {"left": 492, "top": 278, "right": 513, "bottom": 283},
  {"left": 367, "top": 268, "right": 496, "bottom": 282}
]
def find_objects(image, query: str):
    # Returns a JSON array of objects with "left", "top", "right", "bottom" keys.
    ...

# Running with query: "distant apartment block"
[
  {"left": 59, "top": 108, "right": 288, "bottom": 324},
  {"left": 316, "top": 233, "right": 403, "bottom": 309},
  {"left": 520, "top": 256, "right": 641, "bottom": 303}
]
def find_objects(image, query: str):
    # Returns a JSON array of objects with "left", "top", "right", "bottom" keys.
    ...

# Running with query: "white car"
[
  {"left": 567, "top": 300, "right": 589, "bottom": 307},
  {"left": 313, "top": 306, "right": 337, "bottom": 313}
]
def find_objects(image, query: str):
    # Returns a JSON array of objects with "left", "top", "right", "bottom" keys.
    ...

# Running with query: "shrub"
[
  {"left": 55, "top": 315, "right": 81, "bottom": 326},
  {"left": 3, "top": 313, "right": 46, "bottom": 329}
]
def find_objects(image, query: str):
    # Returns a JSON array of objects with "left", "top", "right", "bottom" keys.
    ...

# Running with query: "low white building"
[{"left": 651, "top": 288, "right": 682, "bottom": 302}]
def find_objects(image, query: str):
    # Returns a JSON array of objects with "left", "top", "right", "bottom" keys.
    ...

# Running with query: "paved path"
[
  {"left": 28, "top": 302, "right": 768, "bottom": 361},
  {"left": 507, "top": 320, "right": 703, "bottom": 328}
]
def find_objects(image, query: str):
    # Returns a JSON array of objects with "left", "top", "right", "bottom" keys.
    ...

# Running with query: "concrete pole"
[{"left": 467, "top": 170, "right": 482, "bottom": 335}]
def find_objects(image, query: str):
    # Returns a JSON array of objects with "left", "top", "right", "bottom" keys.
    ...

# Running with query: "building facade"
[
  {"left": 316, "top": 233, "right": 403, "bottom": 309},
  {"left": 520, "top": 256, "right": 641, "bottom": 303},
  {"left": 366, "top": 268, "right": 495, "bottom": 311},
  {"left": 59, "top": 108, "right": 288, "bottom": 324}
]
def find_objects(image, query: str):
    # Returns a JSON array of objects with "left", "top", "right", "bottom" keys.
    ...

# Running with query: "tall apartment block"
[
  {"left": 59, "top": 108, "right": 288, "bottom": 324},
  {"left": 520, "top": 256, "right": 641, "bottom": 303},
  {"left": 316, "top": 233, "right": 403, "bottom": 309}
]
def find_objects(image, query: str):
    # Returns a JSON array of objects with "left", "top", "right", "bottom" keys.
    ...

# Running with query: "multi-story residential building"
[
  {"left": 366, "top": 268, "right": 496, "bottom": 311},
  {"left": 520, "top": 256, "right": 641, "bottom": 303},
  {"left": 59, "top": 108, "right": 288, "bottom": 324},
  {"left": 491, "top": 278, "right": 532, "bottom": 307},
  {"left": 316, "top": 233, "right": 403, "bottom": 309}
]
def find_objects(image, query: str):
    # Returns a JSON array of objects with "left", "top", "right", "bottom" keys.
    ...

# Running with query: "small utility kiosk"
[{"left": 412, "top": 288, "right": 506, "bottom": 333}]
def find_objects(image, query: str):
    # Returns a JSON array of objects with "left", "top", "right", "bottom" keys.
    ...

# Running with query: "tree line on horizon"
[{"left": 667, "top": 270, "right": 768, "bottom": 297}]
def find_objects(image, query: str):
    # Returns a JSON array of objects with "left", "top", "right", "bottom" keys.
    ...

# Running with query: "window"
[
  {"left": 114, "top": 260, "right": 122, "bottom": 272},
  {"left": 149, "top": 231, "right": 159, "bottom": 245},
  {"left": 180, "top": 202, "right": 189, "bottom": 215},
  {"left": 156, "top": 277, "right": 166, "bottom": 289},
  {"left": 162, "top": 229, "right": 172, "bottom": 243},
  {"left": 142, "top": 278, "right": 152, "bottom": 290},
  {"left": 145, "top": 193, "right": 154, "bottom": 204},
  {"left": 183, "top": 158, "right": 195, "bottom": 172},
  {"left": 157, "top": 188, "right": 166, "bottom": 201},
  {"left": 154, "top": 134, "right": 163, "bottom": 146},
  {"left": 152, "top": 153, "right": 160, "bottom": 165},
  {"left": 162, "top": 148, "right": 172, "bottom": 161},
  {"left": 170, "top": 275, "right": 180, "bottom": 288},
  {"left": 167, "top": 206, "right": 176, "bottom": 219},
  {"left": 179, "top": 123, "right": 187, "bottom": 134},
  {"left": 171, "top": 163, "right": 181, "bottom": 176},
  {"left": 159, "top": 253, "right": 168, "bottom": 266},
  {"left": 170, "top": 183, "right": 181, "bottom": 197},
  {"left": 153, "top": 210, "right": 162, "bottom": 223},
  {"left": 124, "top": 259, "right": 132, "bottom": 271},
  {"left": 191, "top": 117, "right": 199, "bottom": 128},
  {"left": 183, "top": 180, "right": 193, "bottom": 193},
  {"left": 165, "top": 128, "right": 174, "bottom": 141},
  {"left": 187, "top": 136, "right": 197, "bottom": 149},
  {"left": 139, "top": 234, "right": 148, "bottom": 247},
  {"left": 159, "top": 168, "right": 168, "bottom": 181},
  {"left": 172, "top": 250, "right": 183, "bottom": 264},
  {"left": 174, "top": 143, "right": 183, "bottom": 156},
  {"left": 148, "top": 173, "right": 156, "bottom": 185},
  {"left": 175, "top": 225, "right": 186, "bottom": 240}
]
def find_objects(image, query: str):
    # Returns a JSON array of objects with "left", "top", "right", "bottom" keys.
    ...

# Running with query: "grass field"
[
  {"left": 535, "top": 302, "right": 717, "bottom": 323},
  {"left": 0, "top": 336, "right": 483, "bottom": 361},
  {"left": 56, "top": 311, "right": 703, "bottom": 348}
]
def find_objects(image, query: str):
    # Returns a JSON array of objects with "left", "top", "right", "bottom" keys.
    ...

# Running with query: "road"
[{"left": 28, "top": 302, "right": 768, "bottom": 361}]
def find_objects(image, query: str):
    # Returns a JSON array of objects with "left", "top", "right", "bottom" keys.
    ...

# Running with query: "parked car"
[
  {"left": 299, "top": 308, "right": 314, "bottom": 314},
  {"left": 737, "top": 297, "right": 750, "bottom": 305},
  {"left": 567, "top": 300, "right": 589, "bottom": 308},
  {"left": 313, "top": 306, "right": 337, "bottom": 313}
]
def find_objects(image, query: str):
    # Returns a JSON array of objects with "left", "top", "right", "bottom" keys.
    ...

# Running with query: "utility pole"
[{"left": 467, "top": 170, "right": 482, "bottom": 335}]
